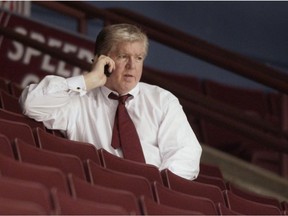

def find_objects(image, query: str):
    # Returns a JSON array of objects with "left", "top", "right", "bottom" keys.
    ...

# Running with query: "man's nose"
[{"left": 126, "top": 57, "right": 136, "bottom": 69}]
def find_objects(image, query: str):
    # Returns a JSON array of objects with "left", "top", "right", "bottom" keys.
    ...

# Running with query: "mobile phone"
[{"left": 104, "top": 64, "right": 111, "bottom": 77}]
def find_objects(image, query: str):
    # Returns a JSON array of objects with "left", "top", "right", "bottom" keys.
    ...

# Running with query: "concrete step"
[{"left": 201, "top": 144, "right": 288, "bottom": 202}]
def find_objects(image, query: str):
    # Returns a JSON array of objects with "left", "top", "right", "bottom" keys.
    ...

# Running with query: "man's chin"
[{"left": 119, "top": 83, "right": 137, "bottom": 94}]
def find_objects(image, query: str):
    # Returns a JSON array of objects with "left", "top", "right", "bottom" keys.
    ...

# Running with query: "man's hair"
[{"left": 94, "top": 23, "right": 149, "bottom": 57}]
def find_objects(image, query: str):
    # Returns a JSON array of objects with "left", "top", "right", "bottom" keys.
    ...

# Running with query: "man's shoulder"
[
  {"left": 139, "top": 82, "right": 167, "bottom": 93},
  {"left": 138, "top": 82, "right": 176, "bottom": 99}
]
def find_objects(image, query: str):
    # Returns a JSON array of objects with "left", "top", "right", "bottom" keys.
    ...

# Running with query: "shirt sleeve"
[
  {"left": 20, "top": 75, "right": 87, "bottom": 130},
  {"left": 66, "top": 76, "right": 87, "bottom": 96},
  {"left": 157, "top": 95, "right": 202, "bottom": 180}
]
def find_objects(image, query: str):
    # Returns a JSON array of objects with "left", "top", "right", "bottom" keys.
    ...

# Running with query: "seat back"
[
  {"left": 51, "top": 189, "right": 128, "bottom": 215},
  {"left": 0, "top": 90, "right": 22, "bottom": 114},
  {"left": 9, "top": 81, "right": 24, "bottom": 98},
  {"left": 0, "top": 118, "right": 36, "bottom": 146},
  {"left": 0, "top": 134, "right": 14, "bottom": 158},
  {"left": 0, "top": 108, "right": 46, "bottom": 131},
  {"left": 0, "top": 197, "right": 47, "bottom": 215},
  {"left": 152, "top": 181, "right": 218, "bottom": 215},
  {"left": 216, "top": 202, "right": 240, "bottom": 215},
  {"left": 0, "top": 154, "right": 69, "bottom": 194},
  {"left": 99, "top": 148, "right": 163, "bottom": 184},
  {"left": 223, "top": 190, "right": 282, "bottom": 215},
  {"left": 14, "top": 138, "right": 86, "bottom": 180},
  {"left": 161, "top": 168, "right": 225, "bottom": 205},
  {"left": 0, "top": 176, "right": 52, "bottom": 213},
  {"left": 68, "top": 174, "right": 141, "bottom": 214},
  {"left": 251, "top": 150, "right": 282, "bottom": 175},
  {"left": 200, "top": 119, "right": 245, "bottom": 151},
  {"left": 203, "top": 80, "right": 269, "bottom": 117},
  {"left": 34, "top": 127, "right": 101, "bottom": 164},
  {"left": 139, "top": 195, "right": 204, "bottom": 215},
  {"left": 201, "top": 80, "right": 269, "bottom": 155},
  {"left": 85, "top": 159, "right": 154, "bottom": 199},
  {"left": 226, "top": 182, "right": 282, "bottom": 209},
  {"left": 195, "top": 174, "right": 227, "bottom": 190}
]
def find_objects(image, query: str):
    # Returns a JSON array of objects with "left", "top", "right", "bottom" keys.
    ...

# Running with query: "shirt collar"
[{"left": 100, "top": 84, "right": 140, "bottom": 99}]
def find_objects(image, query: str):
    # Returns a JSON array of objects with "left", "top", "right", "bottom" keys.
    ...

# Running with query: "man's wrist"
[{"left": 66, "top": 75, "right": 87, "bottom": 95}]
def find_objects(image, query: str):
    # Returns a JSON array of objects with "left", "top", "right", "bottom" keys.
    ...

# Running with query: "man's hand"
[{"left": 83, "top": 55, "right": 115, "bottom": 91}]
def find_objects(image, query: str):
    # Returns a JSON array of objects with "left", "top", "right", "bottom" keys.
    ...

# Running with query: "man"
[{"left": 20, "top": 23, "right": 202, "bottom": 180}]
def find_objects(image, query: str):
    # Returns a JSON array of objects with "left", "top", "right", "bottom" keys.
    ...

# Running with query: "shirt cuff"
[{"left": 66, "top": 75, "right": 87, "bottom": 96}]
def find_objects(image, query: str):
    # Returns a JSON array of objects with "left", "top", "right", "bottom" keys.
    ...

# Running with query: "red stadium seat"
[
  {"left": 139, "top": 195, "right": 204, "bottom": 215},
  {"left": 195, "top": 174, "right": 227, "bottom": 190},
  {"left": 0, "top": 197, "right": 47, "bottom": 215},
  {"left": 0, "top": 176, "right": 53, "bottom": 214},
  {"left": 0, "top": 108, "right": 46, "bottom": 131},
  {"left": 68, "top": 174, "right": 141, "bottom": 214},
  {"left": 152, "top": 181, "right": 218, "bottom": 215},
  {"left": 0, "top": 154, "right": 70, "bottom": 194},
  {"left": 51, "top": 189, "right": 128, "bottom": 215},
  {"left": 85, "top": 159, "right": 154, "bottom": 199},
  {"left": 98, "top": 148, "right": 163, "bottom": 184},
  {"left": 223, "top": 190, "right": 282, "bottom": 215},
  {"left": 161, "top": 168, "right": 225, "bottom": 205},
  {"left": 0, "top": 134, "right": 14, "bottom": 158},
  {"left": 0, "top": 90, "right": 22, "bottom": 114},
  {"left": 14, "top": 138, "right": 86, "bottom": 180},
  {"left": 226, "top": 182, "right": 282, "bottom": 209},
  {"left": 0, "top": 118, "right": 36, "bottom": 146},
  {"left": 34, "top": 127, "right": 101, "bottom": 164}
]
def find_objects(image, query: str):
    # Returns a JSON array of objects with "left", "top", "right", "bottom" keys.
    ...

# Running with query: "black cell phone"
[{"left": 104, "top": 64, "right": 111, "bottom": 77}]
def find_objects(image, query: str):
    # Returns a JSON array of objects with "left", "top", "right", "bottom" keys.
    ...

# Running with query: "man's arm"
[
  {"left": 19, "top": 75, "right": 86, "bottom": 130},
  {"left": 19, "top": 54, "right": 115, "bottom": 129},
  {"left": 158, "top": 96, "right": 202, "bottom": 180}
]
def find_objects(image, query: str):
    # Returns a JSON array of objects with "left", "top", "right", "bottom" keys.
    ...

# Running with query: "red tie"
[{"left": 109, "top": 93, "right": 146, "bottom": 163}]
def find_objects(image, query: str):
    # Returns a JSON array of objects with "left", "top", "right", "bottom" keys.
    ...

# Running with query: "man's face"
[{"left": 105, "top": 41, "right": 146, "bottom": 95}]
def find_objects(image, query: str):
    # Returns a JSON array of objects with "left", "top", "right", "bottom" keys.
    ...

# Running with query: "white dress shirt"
[{"left": 20, "top": 75, "right": 202, "bottom": 180}]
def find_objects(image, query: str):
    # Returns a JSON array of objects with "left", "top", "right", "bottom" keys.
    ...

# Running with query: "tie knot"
[{"left": 109, "top": 93, "right": 131, "bottom": 104}]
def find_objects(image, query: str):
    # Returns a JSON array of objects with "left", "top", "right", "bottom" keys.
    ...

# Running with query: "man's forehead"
[{"left": 112, "top": 41, "right": 146, "bottom": 53}]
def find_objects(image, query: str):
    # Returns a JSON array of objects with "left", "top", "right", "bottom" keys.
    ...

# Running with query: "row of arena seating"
[
  {"left": 0, "top": 119, "right": 288, "bottom": 215},
  {"left": 143, "top": 69, "right": 288, "bottom": 179},
  {"left": 0, "top": 77, "right": 287, "bottom": 214}
]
